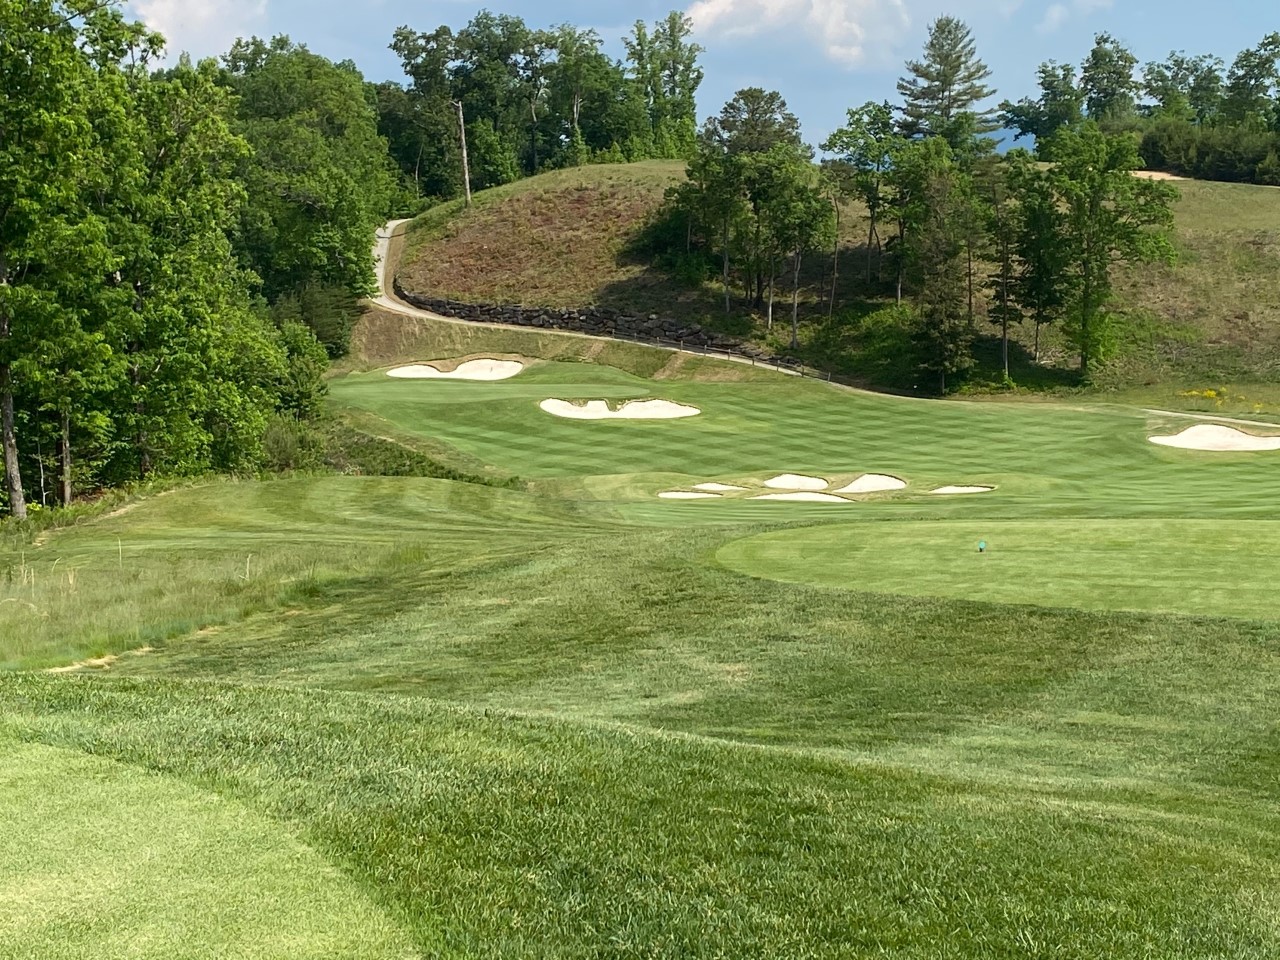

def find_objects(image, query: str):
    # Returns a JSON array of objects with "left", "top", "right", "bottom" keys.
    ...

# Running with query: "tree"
[
  {"left": 1143, "top": 52, "right": 1224, "bottom": 124},
  {"left": 1007, "top": 155, "right": 1071, "bottom": 363},
  {"left": 624, "top": 12, "right": 703, "bottom": 158},
  {"left": 896, "top": 16, "right": 997, "bottom": 147},
  {"left": 0, "top": 0, "right": 106, "bottom": 518},
  {"left": 822, "top": 101, "right": 899, "bottom": 282},
  {"left": 386, "top": 26, "right": 462, "bottom": 199},
  {"left": 1080, "top": 33, "right": 1139, "bottom": 125},
  {"left": 910, "top": 160, "right": 973, "bottom": 392},
  {"left": 985, "top": 158, "right": 1019, "bottom": 380},
  {"left": 999, "top": 62, "right": 1085, "bottom": 154},
  {"left": 224, "top": 37, "right": 397, "bottom": 301},
  {"left": 1044, "top": 124, "right": 1178, "bottom": 376},
  {"left": 1222, "top": 34, "right": 1280, "bottom": 129},
  {"left": 671, "top": 147, "right": 747, "bottom": 314},
  {"left": 703, "top": 89, "right": 809, "bottom": 308}
]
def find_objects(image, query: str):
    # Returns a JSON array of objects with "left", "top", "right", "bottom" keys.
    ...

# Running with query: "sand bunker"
[
  {"left": 750, "top": 492, "right": 851, "bottom": 503},
  {"left": 835, "top": 474, "right": 907, "bottom": 494},
  {"left": 540, "top": 399, "right": 701, "bottom": 420},
  {"left": 763, "top": 474, "right": 829, "bottom": 491},
  {"left": 930, "top": 485, "right": 995, "bottom": 495},
  {"left": 694, "top": 482, "right": 747, "bottom": 492},
  {"left": 659, "top": 491, "right": 721, "bottom": 500},
  {"left": 388, "top": 359, "right": 524, "bottom": 381},
  {"left": 1149, "top": 424, "right": 1280, "bottom": 452}
]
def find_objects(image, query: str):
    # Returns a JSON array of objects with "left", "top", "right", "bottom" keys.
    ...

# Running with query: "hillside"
[{"left": 396, "top": 161, "right": 1280, "bottom": 393}]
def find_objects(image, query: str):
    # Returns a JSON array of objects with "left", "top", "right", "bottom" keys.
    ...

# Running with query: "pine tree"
[{"left": 897, "top": 17, "right": 997, "bottom": 146}]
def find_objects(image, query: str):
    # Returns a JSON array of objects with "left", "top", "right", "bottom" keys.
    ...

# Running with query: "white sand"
[
  {"left": 694, "top": 482, "right": 747, "bottom": 492},
  {"left": 930, "top": 485, "right": 995, "bottom": 495},
  {"left": 1149, "top": 424, "right": 1280, "bottom": 451},
  {"left": 835, "top": 474, "right": 907, "bottom": 494},
  {"left": 658, "top": 491, "right": 721, "bottom": 500},
  {"left": 539, "top": 399, "right": 701, "bottom": 420},
  {"left": 763, "top": 474, "right": 829, "bottom": 491},
  {"left": 750, "top": 492, "right": 851, "bottom": 503},
  {"left": 1133, "top": 170, "right": 1187, "bottom": 181},
  {"left": 388, "top": 359, "right": 525, "bottom": 381}
]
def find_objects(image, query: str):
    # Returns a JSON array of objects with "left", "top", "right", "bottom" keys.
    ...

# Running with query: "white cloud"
[
  {"left": 128, "top": 0, "right": 268, "bottom": 60},
  {"left": 1036, "top": 0, "right": 1112, "bottom": 33},
  {"left": 687, "top": 0, "right": 911, "bottom": 67}
]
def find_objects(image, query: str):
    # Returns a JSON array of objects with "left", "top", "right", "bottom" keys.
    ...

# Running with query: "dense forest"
[{"left": 4, "top": 1, "right": 1279, "bottom": 518}]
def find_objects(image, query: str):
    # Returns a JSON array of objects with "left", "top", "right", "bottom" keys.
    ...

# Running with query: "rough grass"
[{"left": 398, "top": 161, "right": 690, "bottom": 311}]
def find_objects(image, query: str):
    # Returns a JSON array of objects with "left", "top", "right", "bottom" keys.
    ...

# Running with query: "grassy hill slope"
[{"left": 395, "top": 161, "right": 1280, "bottom": 392}]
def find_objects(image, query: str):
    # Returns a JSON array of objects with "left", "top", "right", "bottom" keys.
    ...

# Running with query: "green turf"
[
  {"left": 0, "top": 739, "right": 414, "bottom": 959},
  {"left": 8, "top": 332, "right": 1280, "bottom": 957},
  {"left": 8, "top": 677, "right": 1280, "bottom": 960},
  {"left": 716, "top": 518, "right": 1280, "bottom": 620},
  {"left": 328, "top": 357, "right": 1280, "bottom": 519}
]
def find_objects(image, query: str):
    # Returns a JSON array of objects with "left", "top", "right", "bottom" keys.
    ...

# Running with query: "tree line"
[
  {"left": 656, "top": 17, "right": 1180, "bottom": 391},
  {"left": 376, "top": 11, "right": 704, "bottom": 201},
  {"left": 1, "top": 2, "right": 396, "bottom": 519},
  {"left": 1004, "top": 31, "right": 1280, "bottom": 185}
]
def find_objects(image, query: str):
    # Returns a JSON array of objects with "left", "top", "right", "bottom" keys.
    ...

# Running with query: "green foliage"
[
  {"left": 270, "top": 283, "right": 362, "bottom": 359},
  {"left": 999, "top": 61, "right": 1085, "bottom": 151},
  {"left": 896, "top": 16, "right": 998, "bottom": 145},
  {"left": 224, "top": 36, "right": 397, "bottom": 301},
  {"left": 1045, "top": 123, "right": 1179, "bottom": 375},
  {"left": 262, "top": 413, "right": 324, "bottom": 472},
  {"left": 1080, "top": 32, "right": 1141, "bottom": 124},
  {"left": 274, "top": 321, "right": 329, "bottom": 419}
]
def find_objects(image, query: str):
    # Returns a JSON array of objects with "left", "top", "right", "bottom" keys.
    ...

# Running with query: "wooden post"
[{"left": 453, "top": 100, "right": 472, "bottom": 208}]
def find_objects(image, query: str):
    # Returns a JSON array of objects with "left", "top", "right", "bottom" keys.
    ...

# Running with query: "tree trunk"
[
  {"left": 1034, "top": 320, "right": 1041, "bottom": 363},
  {"left": 453, "top": 100, "right": 472, "bottom": 207},
  {"left": 752, "top": 213, "right": 763, "bottom": 307},
  {"left": 895, "top": 220, "right": 905, "bottom": 304},
  {"left": 529, "top": 99, "right": 539, "bottom": 172},
  {"left": 966, "top": 244, "right": 974, "bottom": 326},
  {"left": 1002, "top": 317, "right": 1009, "bottom": 380},
  {"left": 721, "top": 217, "right": 731, "bottom": 314},
  {"left": 829, "top": 201, "right": 840, "bottom": 319},
  {"left": 0, "top": 256, "right": 25, "bottom": 520},
  {"left": 0, "top": 363, "right": 24, "bottom": 521},
  {"left": 866, "top": 214, "right": 876, "bottom": 283},
  {"left": 59, "top": 407, "right": 72, "bottom": 506},
  {"left": 1080, "top": 259, "right": 1093, "bottom": 378},
  {"left": 766, "top": 260, "right": 775, "bottom": 330},
  {"left": 791, "top": 249, "right": 802, "bottom": 349}
]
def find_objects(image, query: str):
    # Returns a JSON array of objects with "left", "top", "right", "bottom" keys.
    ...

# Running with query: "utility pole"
[{"left": 452, "top": 99, "right": 472, "bottom": 207}]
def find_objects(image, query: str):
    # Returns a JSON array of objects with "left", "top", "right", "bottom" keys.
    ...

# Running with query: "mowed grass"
[
  {"left": 0, "top": 739, "right": 415, "bottom": 959},
  {"left": 717, "top": 518, "right": 1280, "bottom": 620},
  {"left": 8, "top": 676, "right": 1280, "bottom": 959},
  {"left": 9, "top": 329, "right": 1280, "bottom": 956},
  {"left": 329, "top": 353, "right": 1280, "bottom": 518}
]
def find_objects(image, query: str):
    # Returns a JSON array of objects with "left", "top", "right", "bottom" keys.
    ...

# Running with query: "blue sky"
[{"left": 125, "top": 0, "right": 1277, "bottom": 145}]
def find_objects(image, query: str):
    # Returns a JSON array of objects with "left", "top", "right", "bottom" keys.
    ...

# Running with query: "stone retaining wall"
[{"left": 392, "top": 281, "right": 795, "bottom": 367}]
